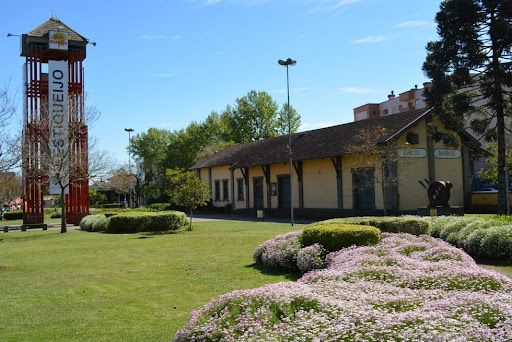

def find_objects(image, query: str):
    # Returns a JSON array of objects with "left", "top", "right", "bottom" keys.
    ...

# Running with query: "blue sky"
[{"left": 0, "top": 0, "right": 440, "bottom": 165}]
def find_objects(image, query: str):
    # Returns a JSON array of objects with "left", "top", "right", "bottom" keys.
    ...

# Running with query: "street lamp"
[
  {"left": 278, "top": 58, "right": 297, "bottom": 226},
  {"left": 124, "top": 128, "right": 134, "bottom": 208}
]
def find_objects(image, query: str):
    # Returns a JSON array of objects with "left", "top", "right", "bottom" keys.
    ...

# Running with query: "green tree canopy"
[
  {"left": 227, "top": 90, "right": 300, "bottom": 143},
  {"left": 423, "top": 0, "right": 512, "bottom": 213},
  {"left": 166, "top": 169, "right": 211, "bottom": 230}
]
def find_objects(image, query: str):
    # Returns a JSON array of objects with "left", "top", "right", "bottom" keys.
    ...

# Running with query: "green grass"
[
  {"left": 0, "top": 221, "right": 301, "bottom": 341},
  {"left": 0, "top": 216, "right": 61, "bottom": 226}
]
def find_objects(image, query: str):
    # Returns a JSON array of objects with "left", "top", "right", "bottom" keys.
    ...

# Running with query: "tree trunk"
[
  {"left": 489, "top": 9, "right": 508, "bottom": 214},
  {"left": 189, "top": 209, "right": 193, "bottom": 231},
  {"left": 60, "top": 187, "right": 67, "bottom": 233},
  {"left": 381, "top": 162, "right": 387, "bottom": 216}
]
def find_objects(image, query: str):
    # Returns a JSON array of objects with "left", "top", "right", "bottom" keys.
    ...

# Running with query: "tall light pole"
[
  {"left": 278, "top": 58, "right": 297, "bottom": 226},
  {"left": 124, "top": 128, "right": 134, "bottom": 207}
]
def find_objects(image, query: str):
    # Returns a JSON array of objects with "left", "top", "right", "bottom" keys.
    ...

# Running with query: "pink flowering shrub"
[
  {"left": 252, "top": 231, "right": 302, "bottom": 269},
  {"left": 296, "top": 243, "right": 327, "bottom": 273},
  {"left": 174, "top": 233, "right": 512, "bottom": 341}
]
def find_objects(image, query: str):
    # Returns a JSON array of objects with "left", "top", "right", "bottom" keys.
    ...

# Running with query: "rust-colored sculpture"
[{"left": 419, "top": 179, "right": 453, "bottom": 208}]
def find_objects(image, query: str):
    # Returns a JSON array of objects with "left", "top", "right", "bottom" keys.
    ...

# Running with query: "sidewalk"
[{"left": 192, "top": 213, "right": 313, "bottom": 224}]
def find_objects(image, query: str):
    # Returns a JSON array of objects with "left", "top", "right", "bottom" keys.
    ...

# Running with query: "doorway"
[
  {"left": 353, "top": 168, "right": 375, "bottom": 210},
  {"left": 278, "top": 175, "right": 291, "bottom": 209},
  {"left": 253, "top": 177, "right": 264, "bottom": 209}
]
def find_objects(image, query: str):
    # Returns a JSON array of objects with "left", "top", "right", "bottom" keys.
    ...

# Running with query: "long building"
[{"left": 191, "top": 108, "right": 482, "bottom": 217}]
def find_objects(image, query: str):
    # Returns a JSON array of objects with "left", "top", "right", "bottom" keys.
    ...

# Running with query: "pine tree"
[{"left": 423, "top": 0, "right": 512, "bottom": 213}]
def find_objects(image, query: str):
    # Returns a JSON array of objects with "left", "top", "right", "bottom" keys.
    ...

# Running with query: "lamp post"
[
  {"left": 278, "top": 58, "right": 297, "bottom": 226},
  {"left": 124, "top": 128, "right": 134, "bottom": 207}
]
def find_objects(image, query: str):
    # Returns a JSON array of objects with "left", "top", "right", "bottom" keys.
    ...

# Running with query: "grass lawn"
[
  {"left": 0, "top": 217, "right": 62, "bottom": 226},
  {"left": 0, "top": 220, "right": 301, "bottom": 341}
]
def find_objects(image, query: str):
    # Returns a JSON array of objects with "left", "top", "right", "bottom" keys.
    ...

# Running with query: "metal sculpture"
[{"left": 419, "top": 178, "right": 453, "bottom": 208}]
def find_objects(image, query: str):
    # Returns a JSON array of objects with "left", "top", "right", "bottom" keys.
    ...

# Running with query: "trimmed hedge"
[
  {"left": 107, "top": 211, "right": 187, "bottom": 233},
  {"left": 3, "top": 211, "right": 23, "bottom": 220},
  {"left": 301, "top": 223, "right": 381, "bottom": 252},
  {"left": 79, "top": 214, "right": 109, "bottom": 232},
  {"left": 318, "top": 217, "right": 431, "bottom": 236}
]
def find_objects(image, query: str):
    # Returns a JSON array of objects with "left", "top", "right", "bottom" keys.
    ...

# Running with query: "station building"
[{"left": 191, "top": 108, "right": 482, "bottom": 217}]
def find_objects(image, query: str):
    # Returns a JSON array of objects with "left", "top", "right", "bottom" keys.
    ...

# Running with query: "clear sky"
[{"left": 0, "top": 0, "right": 440, "bottom": 165}]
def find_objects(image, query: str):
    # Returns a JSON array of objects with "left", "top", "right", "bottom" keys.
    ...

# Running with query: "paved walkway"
[
  {"left": 1, "top": 223, "right": 80, "bottom": 233},
  {"left": 192, "top": 213, "right": 313, "bottom": 225}
]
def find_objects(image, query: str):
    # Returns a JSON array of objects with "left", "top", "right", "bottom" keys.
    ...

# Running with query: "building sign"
[
  {"left": 398, "top": 149, "right": 426, "bottom": 158},
  {"left": 434, "top": 149, "right": 461, "bottom": 159},
  {"left": 49, "top": 31, "right": 68, "bottom": 50},
  {"left": 48, "top": 60, "right": 69, "bottom": 195}
]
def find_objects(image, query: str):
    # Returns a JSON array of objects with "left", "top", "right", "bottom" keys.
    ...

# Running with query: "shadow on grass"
[
  {"left": 140, "top": 230, "right": 181, "bottom": 236},
  {"left": 474, "top": 257, "right": 512, "bottom": 267},
  {"left": 245, "top": 262, "right": 301, "bottom": 281}
]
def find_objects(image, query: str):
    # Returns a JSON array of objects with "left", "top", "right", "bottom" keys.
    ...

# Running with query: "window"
[
  {"left": 406, "top": 132, "right": 419, "bottom": 145},
  {"left": 214, "top": 180, "right": 220, "bottom": 201},
  {"left": 382, "top": 109, "right": 389, "bottom": 115},
  {"left": 222, "top": 179, "right": 229, "bottom": 201},
  {"left": 237, "top": 178, "right": 244, "bottom": 201}
]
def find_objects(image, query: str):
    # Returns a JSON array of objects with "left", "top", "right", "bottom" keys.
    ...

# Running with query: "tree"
[
  {"left": 0, "top": 172, "right": 22, "bottom": 205},
  {"left": 478, "top": 142, "right": 512, "bottom": 183},
  {"left": 194, "top": 141, "right": 235, "bottom": 163},
  {"left": 348, "top": 126, "right": 411, "bottom": 215},
  {"left": 25, "top": 99, "right": 113, "bottom": 233},
  {"left": 89, "top": 189, "right": 107, "bottom": 207},
  {"left": 423, "top": 0, "right": 512, "bottom": 213},
  {"left": 277, "top": 103, "right": 301, "bottom": 136},
  {"left": 228, "top": 90, "right": 301, "bottom": 143},
  {"left": 166, "top": 169, "right": 211, "bottom": 230},
  {"left": 0, "top": 84, "right": 21, "bottom": 173},
  {"left": 130, "top": 128, "right": 174, "bottom": 200}
]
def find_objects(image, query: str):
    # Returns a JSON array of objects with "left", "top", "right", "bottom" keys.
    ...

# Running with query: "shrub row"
[
  {"left": 106, "top": 211, "right": 187, "bottom": 233},
  {"left": 426, "top": 216, "right": 512, "bottom": 260},
  {"left": 3, "top": 211, "right": 23, "bottom": 220},
  {"left": 301, "top": 223, "right": 381, "bottom": 252},
  {"left": 79, "top": 211, "right": 187, "bottom": 233},
  {"left": 316, "top": 216, "right": 431, "bottom": 236}
]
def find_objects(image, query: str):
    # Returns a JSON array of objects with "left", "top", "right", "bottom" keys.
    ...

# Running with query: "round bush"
[
  {"left": 253, "top": 231, "right": 302, "bottom": 269},
  {"left": 3, "top": 211, "right": 23, "bottom": 220},
  {"left": 439, "top": 219, "right": 473, "bottom": 241},
  {"left": 50, "top": 210, "right": 62, "bottom": 218},
  {"left": 479, "top": 225, "right": 512, "bottom": 259},
  {"left": 301, "top": 223, "right": 381, "bottom": 252},
  {"left": 79, "top": 214, "right": 109, "bottom": 232},
  {"left": 464, "top": 229, "right": 488, "bottom": 257},
  {"left": 296, "top": 243, "right": 327, "bottom": 273}
]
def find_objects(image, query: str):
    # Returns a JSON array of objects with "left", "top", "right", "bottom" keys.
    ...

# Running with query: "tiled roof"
[
  {"left": 27, "top": 18, "right": 87, "bottom": 42},
  {"left": 191, "top": 108, "right": 433, "bottom": 169}
]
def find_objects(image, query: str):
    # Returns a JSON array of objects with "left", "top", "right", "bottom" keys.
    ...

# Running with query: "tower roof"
[{"left": 27, "top": 17, "right": 87, "bottom": 42}]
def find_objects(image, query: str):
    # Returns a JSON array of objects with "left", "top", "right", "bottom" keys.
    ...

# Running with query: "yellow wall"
[
  {"left": 302, "top": 159, "right": 338, "bottom": 209},
  {"left": 472, "top": 192, "right": 512, "bottom": 206},
  {"left": 397, "top": 120, "right": 430, "bottom": 211}
]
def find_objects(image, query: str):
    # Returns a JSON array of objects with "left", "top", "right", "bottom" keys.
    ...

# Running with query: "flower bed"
[{"left": 174, "top": 234, "right": 512, "bottom": 341}]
